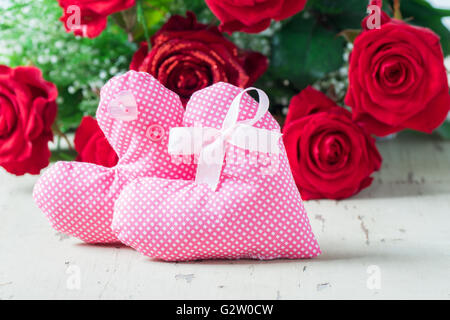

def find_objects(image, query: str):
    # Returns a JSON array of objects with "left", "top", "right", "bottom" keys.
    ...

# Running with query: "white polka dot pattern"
[
  {"left": 112, "top": 82, "right": 321, "bottom": 261},
  {"left": 33, "top": 71, "right": 195, "bottom": 243}
]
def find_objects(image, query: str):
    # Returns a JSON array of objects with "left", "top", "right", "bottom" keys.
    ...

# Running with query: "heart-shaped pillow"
[
  {"left": 33, "top": 71, "right": 194, "bottom": 243},
  {"left": 112, "top": 82, "right": 320, "bottom": 260}
]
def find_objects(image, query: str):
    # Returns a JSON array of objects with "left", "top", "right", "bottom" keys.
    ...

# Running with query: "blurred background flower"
[
  {"left": 0, "top": 65, "right": 57, "bottom": 175},
  {"left": 130, "top": 12, "right": 268, "bottom": 105},
  {"left": 58, "top": 0, "right": 136, "bottom": 38},
  {"left": 74, "top": 116, "right": 118, "bottom": 167},
  {"left": 205, "top": 0, "right": 308, "bottom": 33}
]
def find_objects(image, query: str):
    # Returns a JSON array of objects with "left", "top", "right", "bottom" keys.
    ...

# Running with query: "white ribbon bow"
[{"left": 168, "top": 87, "right": 282, "bottom": 191}]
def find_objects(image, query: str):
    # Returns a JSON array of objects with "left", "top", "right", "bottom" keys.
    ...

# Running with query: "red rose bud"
[
  {"left": 205, "top": 0, "right": 307, "bottom": 34},
  {"left": 74, "top": 116, "right": 118, "bottom": 167},
  {"left": 130, "top": 12, "right": 268, "bottom": 105},
  {"left": 283, "top": 87, "right": 382, "bottom": 200},
  {"left": 347, "top": 17, "right": 450, "bottom": 136},
  {"left": 0, "top": 65, "right": 58, "bottom": 175},
  {"left": 58, "top": 0, "right": 136, "bottom": 38},
  {"left": 362, "top": 0, "right": 391, "bottom": 30}
]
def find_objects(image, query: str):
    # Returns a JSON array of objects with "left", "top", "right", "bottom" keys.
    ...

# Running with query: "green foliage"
[
  {"left": 398, "top": 0, "right": 450, "bottom": 56},
  {"left": 113, "top": 0, "right": 169, "bottom": 43},
  {"left": 0, "top": 0, "right": 137, "bottom": 132},
  {"left": 165, "top": 0, "right": 214, "bottom": 22},
  {"left": 50, "top": 149, "right": 78, "bottom": 162},
  {"left": 306, "top": 0, "right": 450, "bottom": 55},
  {"left": 436, "top": 120, "right": 450, "bottom": 139},
  {"left": 306, "top": 0, "right": 368, "bottom": 30},
  {"left": 270, "top": 12, "right": 345, "bottom": 92}
]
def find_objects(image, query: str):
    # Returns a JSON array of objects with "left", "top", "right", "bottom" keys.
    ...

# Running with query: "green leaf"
[
  {"left": 397, "top": 0, "right": 450, "bottom": 56},
  {"left": 436, "top": 121, "right": 450, "bottom": 140},
  {"left": 270, "top": 14, "right": 345, "bottom": 90},
  {"left": 306, "top": 0, "right": 368, "bottom": 30}
]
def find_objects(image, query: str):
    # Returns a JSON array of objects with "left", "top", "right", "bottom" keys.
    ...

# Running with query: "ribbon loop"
[{"left": 168, "top": 87, "right": 281, "bottom": 191}]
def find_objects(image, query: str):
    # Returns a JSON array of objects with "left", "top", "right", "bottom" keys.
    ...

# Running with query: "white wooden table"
[{"left": 1, "top": 132, "right": 449, "bottom": 299}]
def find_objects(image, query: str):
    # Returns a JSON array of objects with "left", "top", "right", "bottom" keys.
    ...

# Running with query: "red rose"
[
  {"left": 283, "top": 87, "right": 382, "bottom": 200},
  {"left": 205, "top": 0, "right": 307, "bottom": 33},
  {"left": 0, "top": 66, "right": 57, "bottom": 175},
  {"left": 346, "top": 10, "right": 450, "bottom": 136},
  {"left": 58, "top": 0, "right": 136, "bottom": 38},
  {"left": 74, "top": 116, "right": 118, "bottom": 167},
  {"left": 130, "top": 12, "right": 268, "bottom": 105},
  {"left": 284, "top": 86, "right": 337, "bottom": 125},
  {"left": 361, "top": 0, "right": 391, "bottom": 31}
]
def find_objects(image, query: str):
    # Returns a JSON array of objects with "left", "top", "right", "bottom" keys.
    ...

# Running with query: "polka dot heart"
[
  {"left": 33, "top": 71, "right": 195, "bottom": 243},
  {"left": 112, "top": 82, "right": 321, "bottom": 261}
]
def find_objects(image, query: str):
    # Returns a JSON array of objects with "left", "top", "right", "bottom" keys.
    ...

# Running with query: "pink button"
[{"left": 146, "top": 124, "right": 165, "bottom": 141}]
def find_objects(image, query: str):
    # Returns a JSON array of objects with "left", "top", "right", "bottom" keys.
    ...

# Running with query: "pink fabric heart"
[
  {"left": 33, "top": 71, "right": 195, "bottom": 243},
  {"left": 112, "top": 82, "right": 321, "bottom": 260}
]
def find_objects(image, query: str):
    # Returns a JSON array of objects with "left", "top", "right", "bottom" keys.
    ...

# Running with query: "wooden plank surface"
[{"left": 0, "top": 132, "right": 449, "bottom": 299}]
